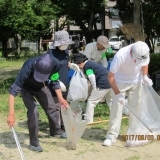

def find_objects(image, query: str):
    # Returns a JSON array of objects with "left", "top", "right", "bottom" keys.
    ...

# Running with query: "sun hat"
[
  {"left": 34, "top": 54, "right": 54, "bottom": 82},
  {"left": 97, "top": 36, "right": 110, "bottom": 48},
  {"left": 132, "top": 41, "right": 150, "bottom": 66},
  {"left": 53, "top": 30, "right": 74, "bottom": 46}
]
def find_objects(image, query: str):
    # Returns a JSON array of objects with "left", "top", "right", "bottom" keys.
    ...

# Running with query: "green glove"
[
  {"left": 106, "top": 48, "right": 112, "bottom": 55},
  {"left": 102, "top": 48, "right": 113, "bottom": 59}
]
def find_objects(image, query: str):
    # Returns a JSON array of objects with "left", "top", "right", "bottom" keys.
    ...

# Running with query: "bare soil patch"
[{"left": 0, "top": 113, "right": 160, "bottom": 160}]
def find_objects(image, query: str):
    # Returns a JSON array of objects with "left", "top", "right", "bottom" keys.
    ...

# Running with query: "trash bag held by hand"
[
  {"left": 61, "top": 107, "right": 88, "bottom": 150},
  {"left": 67, "top": 71, "right": 88, "bottom": 102},
  {"left": 70, "top": 101, "right": 86, "bottom": 114}
]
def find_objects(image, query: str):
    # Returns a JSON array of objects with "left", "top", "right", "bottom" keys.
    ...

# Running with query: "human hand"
[
  {"left": 92, "top": 87, "right": 99, "bottom": 91},
  {"left": 58, "top": 97, "right": 69, "bottom": 109},
  {"left": 7, "top": 113, "right": 15, "bottom": 128},
  {"left": 143, "top": 75, "right": 153, "bottom": 86},
  {"left": 70, "top": 63, "right": 81, "bottom": 72},
  {"left": 115, "top": 93, "right": 126, "bottom": 105},
  {"left": 59, "top": 80, "right": 67, "bottom": 92}
]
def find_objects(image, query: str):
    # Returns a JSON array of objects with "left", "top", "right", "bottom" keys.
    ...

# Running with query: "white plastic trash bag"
[
  {"left": 61, "top": 107, "right": 88, "bottom": 150},
  {"left": 67, "top": 71, "right": 88, "bottom": 102},
  {"left": 126, "top": 85, "right": 160, "bottom": 147},
  {"left": 122, "top": 98, "right": 129, "bottom": 116},
  {"left": 70, "top": 101, "right": 86, "bottom": 114}
]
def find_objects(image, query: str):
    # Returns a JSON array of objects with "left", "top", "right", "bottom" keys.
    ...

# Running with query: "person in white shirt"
[
  {"left": 83, "top": 35, "right": 112, "bottom": 68},
  {"left": 102, "top": 41, "right": 153, "bottom": 147}
]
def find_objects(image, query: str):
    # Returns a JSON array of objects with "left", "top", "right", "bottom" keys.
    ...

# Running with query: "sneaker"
[
  {"left": 29, "top": 145, "right": 43, "bottom": 152},
  {"left": 102, "top": 139, "right": 112, "bottom": 147},
  {"left": 51, "top": 132, "right": 67, "bottom": 138}
]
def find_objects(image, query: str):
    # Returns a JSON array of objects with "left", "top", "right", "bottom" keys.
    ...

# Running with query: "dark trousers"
[
  {"left": 21, "top": 87, "right": 62, "bottom": 146},
  {"left": 49, "top": 94, "right": 66, "bottom": 134}
]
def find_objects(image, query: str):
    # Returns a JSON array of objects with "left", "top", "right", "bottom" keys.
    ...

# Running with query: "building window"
[{"left": 109, "top": 8, "right": 119, "bottom": 18}]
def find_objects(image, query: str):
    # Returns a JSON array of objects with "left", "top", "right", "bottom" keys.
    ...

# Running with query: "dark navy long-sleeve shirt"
[
  {"left": 47, "top": 48, "right": 69, "bottom": 96},
  {"left": 84, "top": 61, "right": 111, "bottom": 89},
  {"left": 9, "top": 55, "right": 61, "bottom": 97}
]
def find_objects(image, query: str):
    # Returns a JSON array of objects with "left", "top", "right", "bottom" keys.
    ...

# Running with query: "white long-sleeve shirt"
[{"left": 83, "top": 42, "right": 107, "bottom": 67}]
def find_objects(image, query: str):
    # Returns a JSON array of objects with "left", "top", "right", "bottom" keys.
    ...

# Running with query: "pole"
[
  {"left": 125, "top": 105, "right": 153, "bottom": 133},
  {"left": 11, "top": 127, "right": 26, "bottom": 160}
]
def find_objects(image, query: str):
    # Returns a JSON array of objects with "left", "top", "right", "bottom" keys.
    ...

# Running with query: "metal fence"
[{"left": 22, "top": 40, "right": 38, "bottom": 51}]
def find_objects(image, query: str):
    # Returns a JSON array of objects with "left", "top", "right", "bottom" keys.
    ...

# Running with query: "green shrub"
[
  {"left": 0, "top": 77, "right": 15, "bottom": 94},
  {"left": 149, "top": 53, "right": 160, "bottom": 75}
]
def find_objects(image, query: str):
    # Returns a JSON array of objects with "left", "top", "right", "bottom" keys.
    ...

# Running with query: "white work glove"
[
  {"left": 88, "top": 74, "right": 97, "bottom": 91},
  {"left": 92, "top": 87, "right": 99, "bottom": 91},
  {"left": 143, "top": 75, "right": 153, "bottom": 87},
  {"left": 70, "top": 63, "right": 81, "bottom": 72},
  {"left": 115, "top": 93, "right": 126, "bottom": 105},
  {"left": 58, "top": 80, "right": 67, "bottom": 92}
]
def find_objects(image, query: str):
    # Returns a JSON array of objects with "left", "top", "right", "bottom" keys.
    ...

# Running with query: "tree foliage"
[
  {"left": 51, "top": 0, "right": 108, "bottom": 43},
  {"left": 115, "top": 0, "right": 160, "bottom": 53},
  {"left": 0, "top": 0, "right": 55, "bottom": 57}
]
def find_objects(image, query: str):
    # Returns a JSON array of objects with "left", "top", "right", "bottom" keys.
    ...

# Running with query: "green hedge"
[{"left": 149, "top": 53, "right": 160, "bottom": 75}]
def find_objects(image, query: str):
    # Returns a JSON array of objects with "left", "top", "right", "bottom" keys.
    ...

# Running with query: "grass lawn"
[{"left": 0, "top": 56, "right": 129, "bottom": 139}]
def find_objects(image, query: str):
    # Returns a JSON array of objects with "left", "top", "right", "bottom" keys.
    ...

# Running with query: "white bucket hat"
[
  {"left": 132, "top": 41, "right": 150, "bottom": 66},
  {"left": 53, "top": 30, "right": 74, "bottom": 46}
]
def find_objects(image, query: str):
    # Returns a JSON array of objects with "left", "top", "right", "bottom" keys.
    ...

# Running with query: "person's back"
[
  {"left": 84, "top": 60, "right": 110, "bottom": 89},
  {"left": 72, "top": 53, "right": 111, "bottom": 123}
]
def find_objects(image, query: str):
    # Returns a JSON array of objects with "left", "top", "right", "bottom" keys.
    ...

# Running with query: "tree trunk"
[
  {"left": 14, "top": 34, "right": 21, "bottom": 56},
  {"left": 133, "top": 0, "right": 140, "bottom": 25},
  {"left": 37, "top": 37, "right": 41, "bottom": 54},
  {"left": 145, "top": 36, "right": 154, "bottom": 53},
  {"left": 94, "top": 23, "right": 98, "bottom": 39},
  {"left": 2, "top": 40, "right": 8, "bottom": 58}
]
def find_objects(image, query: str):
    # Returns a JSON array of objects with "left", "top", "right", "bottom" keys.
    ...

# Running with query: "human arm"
[
  {"left": 142, "top": 65, "right": 148, "bottom": 75},
  {"left": 7, "top": 94, "right": 15, "bottom": 127},
  {"left": 108, "top": 71, "right": 126, "bottom": 105},
  {"left": 85, "top": 69, "right": 97, "bottom": 90},
  {"left": 101, "top": 56, "right": 108, "bottom": 67},
  {"left": 108, "top": 71, "right": 120, "bottom": 95},
  {"left": 55, "top": 89, "right": 69, "bottom": 109},
  {"left": 83, "top": 44, "right": 92, "bottom": 60},
  {"left": 69, "top": 63, "right": 81, "bottom": 72},
  {"left": 48, "top": 53, "right": 66, "bottom": 92},
  {"left": 101, "top": 48, "right": 113, "bottom": 67},
  {"left": 7, "top": 82, "right": 22, "bottom": 127},
  {"left": 142, "top": 65, "right": 153, "bottom": 86}
]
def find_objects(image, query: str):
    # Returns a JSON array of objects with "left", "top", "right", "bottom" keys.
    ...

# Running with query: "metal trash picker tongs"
[
  {"left": 125, "top": 104, "right": 153, "bottom": 133},
  {"left": 11, "top": 126, "right": 26, "bottom": 160}
]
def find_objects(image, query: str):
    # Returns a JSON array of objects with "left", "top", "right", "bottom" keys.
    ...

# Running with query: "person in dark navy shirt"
[
  {"left": 72, "top": 53, "right": 111, "bottom": 123},
  {"left": 7, "top": 54, "right": 69, "bottom": 152},
  {"left": 46, "top": 30, "right": 79, "bottom": 132}
]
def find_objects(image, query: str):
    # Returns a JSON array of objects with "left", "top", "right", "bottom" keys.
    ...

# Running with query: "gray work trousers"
[{"left": 21, "top": 87, "right": 62, "bottom": 146}]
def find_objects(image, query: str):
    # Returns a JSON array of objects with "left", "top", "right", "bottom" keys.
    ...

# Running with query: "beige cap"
[{"left": 97, "top": 36, "right": 110, "bottom": 48}]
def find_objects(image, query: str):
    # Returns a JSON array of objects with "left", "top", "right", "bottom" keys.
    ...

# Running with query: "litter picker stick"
[
  {"left": 11, "top": 126, "right": 26, "bottom": 160},
  {"left": 125, "top": 105, "right": 153, "bottom": 133}
]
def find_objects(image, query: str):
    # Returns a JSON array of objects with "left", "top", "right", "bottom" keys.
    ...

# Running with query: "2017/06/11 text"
[{"left": 121, "top": 135, "right": 160, "bottom": 141}]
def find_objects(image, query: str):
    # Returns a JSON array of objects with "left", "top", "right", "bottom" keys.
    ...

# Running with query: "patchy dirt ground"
[{"left": 0, "top": 113, "right": 160, "bottom": 160}]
